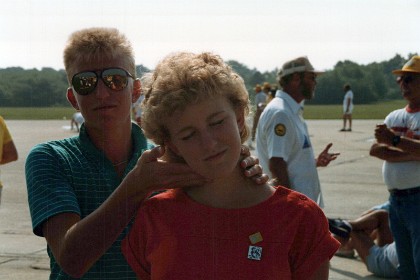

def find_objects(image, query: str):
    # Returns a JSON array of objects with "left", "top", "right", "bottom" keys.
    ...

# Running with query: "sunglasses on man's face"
[
  {"left": 397, "top": 75, "right": 419, "bottom": 85},
  {"left": 71, "top": 67, "right": 134, "bottom": 95}
]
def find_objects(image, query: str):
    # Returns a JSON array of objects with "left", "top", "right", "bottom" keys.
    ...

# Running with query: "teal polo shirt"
[{"left": 25, "top": 123, "right": 153, "bottom": 279}]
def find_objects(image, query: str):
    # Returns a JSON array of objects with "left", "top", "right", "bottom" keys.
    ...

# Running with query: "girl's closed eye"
[
  {"left": 210, "top": 118, "right": 225, "bottom": 127},
  {"left": 181, "top": 131, "right": 195, "bottom": 141}
]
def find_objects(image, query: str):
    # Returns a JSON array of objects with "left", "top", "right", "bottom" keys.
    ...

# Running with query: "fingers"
[
  {"left": 323, "top": 143, "right": 333, "bottom": 153},
  {"left": 139, "top": 146, "right": 165, "bottom": 163},
  {"left": 144, "top": 161, "right": 207, "bottom": 190},
  {"left": 240, "top": 145, "right": 251, "bottom": 157},
  {"left": 254, "top": 174, "right": 269, "bottom": 185},
  {"left": 241, "top": 156, "right": 259, "bottom": 168},
  {"left": 330, "top": 152, "right": 340, "bottom": 158},
  {"left": 243, "top": 163, "right": 262, "bottom": 177}
]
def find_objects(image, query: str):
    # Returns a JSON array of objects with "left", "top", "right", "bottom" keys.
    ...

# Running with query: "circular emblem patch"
[{"left": 274, "top": 124, "right": 286, "bottom": 136}]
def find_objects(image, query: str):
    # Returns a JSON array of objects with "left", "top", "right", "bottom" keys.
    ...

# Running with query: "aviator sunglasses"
[
  {"left": 71, "top": 67, "right": 134, "bottom": 95},
  {"left": 397, "top": 75, "right": 418, "bottom": 85}
]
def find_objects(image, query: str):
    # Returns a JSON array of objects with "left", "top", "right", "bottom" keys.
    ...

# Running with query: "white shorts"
[
  {"left": 366, "top": 243, "right": 399, "bottom": 278},
  {"left": 343, "top": 105, "right": 353, "bottom": 114}
]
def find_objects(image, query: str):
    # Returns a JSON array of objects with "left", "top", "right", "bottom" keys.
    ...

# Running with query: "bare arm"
[
  {"left": 308, "top": 259, "right": 330, "bottom": 280},
  {"left": 397, "top": 136, "right": 420, "bottom": 158},
  {"left": 43, "top": 146, "right": 207, "bottom": 278},
  {"left": 370, "top": 143, "right": 420, "bottom": 162},
  {"left": 0, "top": 140, "right": 18, "bottom": 164},
  {"left": 268, "top": 157, "right": 290, "bottom": 188},
  {"left": 374, "top": 124, "right": 420, "bottom": 159}
]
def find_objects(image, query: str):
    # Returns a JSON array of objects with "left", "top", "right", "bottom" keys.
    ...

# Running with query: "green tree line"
[{"left": 0, "top": 53, "right": 416, "bottom": 107}]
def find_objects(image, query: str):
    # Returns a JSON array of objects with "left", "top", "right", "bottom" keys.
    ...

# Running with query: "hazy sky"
[{"left": 1, "top": 0, "right": 418, "bottom": 72}]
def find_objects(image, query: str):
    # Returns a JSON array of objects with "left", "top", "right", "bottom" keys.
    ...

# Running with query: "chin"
[{"left": 198, "top": 164, "right": 236, "bottom": 180}]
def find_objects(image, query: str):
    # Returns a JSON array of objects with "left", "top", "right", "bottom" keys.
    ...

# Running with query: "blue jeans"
[{"left": 389, "top": 191, "right": 420, "bottom": 280}]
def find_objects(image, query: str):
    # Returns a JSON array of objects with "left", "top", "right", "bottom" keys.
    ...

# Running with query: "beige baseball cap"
[{"left": 278, "top": 56, "right": 324, "bottom": 79}]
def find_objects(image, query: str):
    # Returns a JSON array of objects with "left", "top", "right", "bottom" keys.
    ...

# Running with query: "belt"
[{"left": 389, "top": 186, "right": 420, "bottom": 196}]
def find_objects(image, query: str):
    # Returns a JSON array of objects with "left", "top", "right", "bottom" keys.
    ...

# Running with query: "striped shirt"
[{"left": 25, "top": 123, "right": 152, "bottom": 279}]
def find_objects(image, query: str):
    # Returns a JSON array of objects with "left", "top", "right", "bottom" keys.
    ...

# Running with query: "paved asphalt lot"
[{"left": 0, "top": 119, "right": 397, "bottom": 279}]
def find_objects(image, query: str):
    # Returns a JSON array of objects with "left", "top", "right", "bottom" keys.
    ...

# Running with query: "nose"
[
  {"left": 199, "top": 129, "right": 217, "bottom": 150},
  {"left": 93, "top": 78, "right": 111, "bottom": 99}
]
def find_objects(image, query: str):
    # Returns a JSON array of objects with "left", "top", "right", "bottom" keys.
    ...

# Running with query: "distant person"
[
  {"left": 250, "top": 83, "right": 267, "bottom": 146},
  {"left": 70, "top": 111, "right": 84, "bottom": 132},
  {"left": 340, "top": 84, "right": 354, "bottom": 132},
  {"left": 0, "top": 115, "right": 18, "bottom": 205},
  {"left": 266, "top": 84, "right": 278, "bottom": 104},
  {"left": 25, "top": 27, "right": 267, "bottom": 279},
  {"left": 131, "top": 94, "right": 144, "bottom": 127},
  {"left": 122, "top": 51, "right": 339, "bottom": 279},
  {"left": 330, "top": 202, "right": 399, "bottom": 278},
  {"left": 369, "top": 55, "right": 420, "bottom": 280},
  {"left": 256, "top": 56, "right": 339, "bottom": 207}
]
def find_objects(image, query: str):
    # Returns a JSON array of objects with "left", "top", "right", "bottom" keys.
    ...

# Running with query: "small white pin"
[{"left": 247, "top": 245, "right": 263, "bottom": 261}]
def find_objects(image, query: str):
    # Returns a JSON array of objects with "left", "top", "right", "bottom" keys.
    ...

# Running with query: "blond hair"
[
  {"left": 141, "top": 52, "right": 250, "bottom": 146},
  {"left": 63, "top": 27, "right": 136, "bottom": 84}
]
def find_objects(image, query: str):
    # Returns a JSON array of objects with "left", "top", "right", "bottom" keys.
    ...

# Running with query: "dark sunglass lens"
[
  {"left": 72, "top": 72, "right": 98, "bottom": 95},
  {"left": 403, "top": 76, "right": 413, "bottom": 84},
  {"left": 102, "top": 68, "right": 129, "bottom": 91}
]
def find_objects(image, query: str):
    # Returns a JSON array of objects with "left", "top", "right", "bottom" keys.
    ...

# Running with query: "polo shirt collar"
[
  {"left": 78, "top": 122, "right": 149, "bottom": 169},
  {"left": 275, "top": 90, "right": 303, "bottom": 115}
]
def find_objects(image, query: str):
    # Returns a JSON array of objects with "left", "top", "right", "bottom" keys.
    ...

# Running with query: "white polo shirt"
[{"left": 256, "top": 90, "right": 324, "bottom": 207}]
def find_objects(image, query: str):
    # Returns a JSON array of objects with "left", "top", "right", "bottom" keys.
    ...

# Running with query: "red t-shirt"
[{"left": 122, "top": 186, "right": 339, "bottom": 279}]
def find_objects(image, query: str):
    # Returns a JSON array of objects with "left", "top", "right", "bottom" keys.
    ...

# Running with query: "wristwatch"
[{"left": 392, "top": 135, "right": 401, "bottom": 147}]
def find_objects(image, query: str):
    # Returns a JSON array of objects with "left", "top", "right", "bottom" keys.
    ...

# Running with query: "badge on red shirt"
[{"left": 248, "top": 232, "right": 263, "bottom": 260}]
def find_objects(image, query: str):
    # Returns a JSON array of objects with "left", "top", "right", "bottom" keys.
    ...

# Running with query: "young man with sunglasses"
[
  {"left": 25, "top": 27, "right": 267, "bottom": 279},
  {"left": 370, "top": 55, "right": 420, "bottom": 280}
]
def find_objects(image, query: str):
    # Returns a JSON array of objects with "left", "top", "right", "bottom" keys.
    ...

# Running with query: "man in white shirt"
[
  {"left": 340, "top": 84, "right": 354, "bottom": 132},
  {"left": 369, "top": 55, "right": 420, "bottom": 279},
  {"left": 256, "top": 56, "right": 339, "bottom": 207}
]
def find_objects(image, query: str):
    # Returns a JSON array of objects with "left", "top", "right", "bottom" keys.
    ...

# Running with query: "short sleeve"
[
  {"left": 290, "top": 200, "right": 340, "bottom": 279},
  {"left": 25, "top": 144, "right": 81, "bottom": 236},
  {"left": 122, "top": 203, "right": 151, "bottom": 280},
  {"left": 266, "top": 111, "right": 296, "bottom": 162}
]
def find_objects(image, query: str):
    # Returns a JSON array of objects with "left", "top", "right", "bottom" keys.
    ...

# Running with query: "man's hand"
[
  {"left": 316, "top": 143, "right": 340, "bottom": 167},
  {"left": 374, "top": 124, "right": 395, "bottom": 146},
  {"left": 240, "top": 145, "right": 269, "bottom": 185}
]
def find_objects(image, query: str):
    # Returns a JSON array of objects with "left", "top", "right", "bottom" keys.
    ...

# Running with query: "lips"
[
  {"left": 94, "top": 104, "right": 117, "bottom": 111},
  {"left": 204, "top": 149, "right": 227, "bottom": 162}
]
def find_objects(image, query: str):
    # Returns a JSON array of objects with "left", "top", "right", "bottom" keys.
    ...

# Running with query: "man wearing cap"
[
  {"left": 369, "top": 55, "right": 420, "bottom": 279},
  {"left": 256, "top": 56, "right": 339, "bottom": 207}
]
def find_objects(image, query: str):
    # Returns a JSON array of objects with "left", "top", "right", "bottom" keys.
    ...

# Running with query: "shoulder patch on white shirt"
[{"left": 274, "top": 124, "right": 286, "bottom": 136}]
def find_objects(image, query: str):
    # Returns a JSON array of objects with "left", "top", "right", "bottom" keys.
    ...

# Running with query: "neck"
[
  {"left": 85, "top": 120, "right": 133, "bottom": 164},
  {"left": 407, "top": 102, "right": 420, "bottom": 113},
  {"left": 185, "top": 166, "right": 273, "bottom": 209},
  {"left": 282, "top": 86, "right": 304, "bottom": 104}
]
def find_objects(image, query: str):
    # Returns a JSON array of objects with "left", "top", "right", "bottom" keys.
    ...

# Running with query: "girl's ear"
[{"left": 67, "top": 88, "right": 80, "bottom": 110}]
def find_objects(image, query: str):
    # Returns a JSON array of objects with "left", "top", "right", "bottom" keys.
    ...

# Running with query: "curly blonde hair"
[
  {"left": 63, "top": 27, "right": 136, "bottom": 84},
  {"left": 141, "top": 52, "right": 250, "bottom": 146}
]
